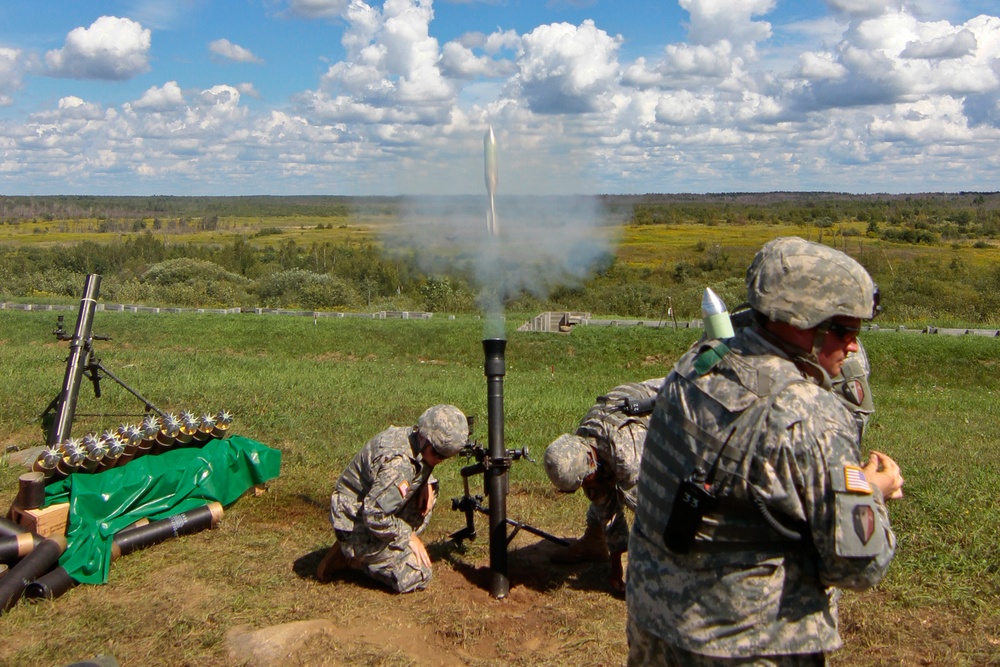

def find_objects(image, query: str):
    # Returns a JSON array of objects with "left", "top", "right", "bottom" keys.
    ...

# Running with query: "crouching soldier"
[
  {"left": 543, "top": 378, "right": 664, "bottom": 593},
  {"left": 317, "top": 404, "right": 469, "bottom": 593}
]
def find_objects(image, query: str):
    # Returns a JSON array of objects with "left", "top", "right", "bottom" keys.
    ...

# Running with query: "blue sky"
[{"left": 1, "top": 0, "right": 998, "bottom": 196}]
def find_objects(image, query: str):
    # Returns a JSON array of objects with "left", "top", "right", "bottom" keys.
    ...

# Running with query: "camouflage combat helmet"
[
  {"left": 417, "top": 404, "right": 469, "bottom": 458},
  {"left": 543, "top": 433, "right": 596, "bottom": 493},
  {"left": 746, "top": 236, "right": 878, "bottom": 330}
]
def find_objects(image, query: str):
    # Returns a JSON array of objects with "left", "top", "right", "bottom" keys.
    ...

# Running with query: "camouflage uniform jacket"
[
  {"left": 832, "top": 340, "right": 875, "bottom": 440},
  {"left": 627, "top": 328, "right": 896, "bottom": 657},
  {"left": 329, "top": 426, "right": 435, "bottom": 554},
  {"left": 576, "top": 378, "right": 664, "bottom": 554}
]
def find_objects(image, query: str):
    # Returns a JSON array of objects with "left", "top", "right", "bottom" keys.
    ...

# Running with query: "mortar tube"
[
  {"left": 111, "top": 502, "right": 224, "bottom": 561},
  {"left": 483, "top": 337, "right": 509, "bottom": 599},
  {"left": 0, "top": 534, "right": 67, "bottom": 613},
  {"left": 0, "top": 533, "right": 40, "bottom": 565},
  {"left": 175, "top": 412, "right": 198, "bottom": 448},
  {"left": 24, "top": 566, "right": 77, "bottom": 601},
  {"left": 46, "top": 274, "right": 101, "bottom": 446},
  {"left": 97, "top": 445, "right": 122, "bottom": 472}
]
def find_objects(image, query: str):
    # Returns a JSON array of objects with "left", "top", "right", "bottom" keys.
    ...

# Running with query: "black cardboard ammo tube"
[
  {"left": 0, "top": 534, "right": 67, "bottom": 613},
  {"left": 0, "top": 516, "right": 29, "bottom": 538},
  {"left": 24, "top": 566, "right": 77, "bottom": 601},
  {"left": 111, "top": 501, "right": 224, "bottom": 560},
  {"left": 0, "top": 533, "right": 40, "bottom": 565}
]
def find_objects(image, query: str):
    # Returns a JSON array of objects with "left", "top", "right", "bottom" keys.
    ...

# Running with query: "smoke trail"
[
  {"left": 382, "top": 193, "right": 619, "bottom": 333},
  {"left": 379, "top": 127, "right": 620, "bottom": 335}
]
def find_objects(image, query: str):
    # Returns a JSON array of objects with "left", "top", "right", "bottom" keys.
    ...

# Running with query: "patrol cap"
[
  {"left": 746, "top": 236, "right": 878, "bottom": 330},
  {"left": 417, "top": 404, "right": 469, "bottom": 458},
  {"left": 543, "top": 433, "right": 596, "bottom": 493}
]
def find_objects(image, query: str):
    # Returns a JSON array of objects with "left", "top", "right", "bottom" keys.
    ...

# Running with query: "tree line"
[{"left": 0, "top": 193, "right": 998, "bottom": 324}]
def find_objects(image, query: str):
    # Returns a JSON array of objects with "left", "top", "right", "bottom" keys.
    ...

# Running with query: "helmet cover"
[
  {"left": 543, "top": 433, "right": 596, "bottom": 493},
  {"left": 417, "top": 404, "right": 469, "bottom": 458},
  {"left": 746, "top": 236, "right": 877, "bottom": 329}
]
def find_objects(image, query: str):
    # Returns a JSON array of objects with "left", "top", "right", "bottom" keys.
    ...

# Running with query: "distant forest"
[
  {"left": 4, "top": 191, "right": 1000, "bottom": 225},
  {"left": 1, "top": 192, "right": 998, "bottom": 325}
]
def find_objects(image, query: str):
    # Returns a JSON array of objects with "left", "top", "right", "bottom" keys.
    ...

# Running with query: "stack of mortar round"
[{"left": 31, "top": 409, "right": 234, "bottom": 484}]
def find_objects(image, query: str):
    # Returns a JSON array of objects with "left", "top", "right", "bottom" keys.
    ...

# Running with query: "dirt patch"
[{"left": 289, "top": 535, "right": 629, "bottom": 667}]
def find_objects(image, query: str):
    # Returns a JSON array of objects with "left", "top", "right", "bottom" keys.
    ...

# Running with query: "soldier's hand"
[
  {"left": 418, "top": 483, "right": 436, "bottom": 517},
  {"left": 863, "top": 450, "right": 904, "bottom": 500},
  {"left": 610, "top": 550, "right": 626, "bottom": 595},
  {"left": 410, "top": 534, "right": 432, "bottom": 569}
]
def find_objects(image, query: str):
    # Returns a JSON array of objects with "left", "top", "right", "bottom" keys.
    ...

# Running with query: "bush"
[
  {"left": 254, "top": 269, "right": 359, "bottom": 310},
  {"left": 142, "top": 258, "right": 250, "bottom": 287},
  {"left": 418, "top": 276, "right": 476, "bottom": 313}
]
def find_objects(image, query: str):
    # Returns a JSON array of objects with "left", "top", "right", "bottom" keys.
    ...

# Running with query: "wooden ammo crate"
[{"left": 8, "top": 503, "right": 70, "bottom": 537}]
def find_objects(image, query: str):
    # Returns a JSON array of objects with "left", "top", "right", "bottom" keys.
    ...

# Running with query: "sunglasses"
[{"left": 826, "top": 321, "right": 862, "bottom": 340}]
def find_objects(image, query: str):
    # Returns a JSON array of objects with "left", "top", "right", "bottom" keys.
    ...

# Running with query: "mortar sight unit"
[{"left": 449, "top": 438, "right": 568, "bottom": 548}]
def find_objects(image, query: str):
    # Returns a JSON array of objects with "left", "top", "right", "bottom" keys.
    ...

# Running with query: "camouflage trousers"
[
  {"left": 626, "top": 620, "right": 827, "bottom": 667},
  {"left": 336, "top": 530, "right": 432, "bottom": 594}
]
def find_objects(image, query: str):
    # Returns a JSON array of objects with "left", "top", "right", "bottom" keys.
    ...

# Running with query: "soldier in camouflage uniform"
[
  {"left": 543, "top": 378, "right": 665, "bottom": 593},
  {"left": 733, "top": 307, "right": 876, "bottom": 440},
  {"left": 317, "top": 404, "right": 469, "bottom": 593},
  {"left": 627, "top": 237, "right": 905, "bottom": 665}
]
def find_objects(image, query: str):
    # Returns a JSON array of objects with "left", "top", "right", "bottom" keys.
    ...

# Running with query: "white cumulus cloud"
[
  {"left": 285, "top": 0, "right": 350, "bottom": 19},
  {"left": 514, "top": 20, "right": 622, "bottom": 114},
  {"left": 680, "top": 0, "right": 774, "bottom": 47},
  {"left": 303, "top": 0, "right": 455, "bottom": 125},
  {"left": 44, "top": 16, "right": 151, "bottom": 80},
  {"left": 132, "top": 81, "right": 186, "bottom": 112},
  {"left": 209, "top": 39, "right": 264, "bottom": 64},
  {"left": 0, "top": 47, "right": 25, "bottom": 106}
]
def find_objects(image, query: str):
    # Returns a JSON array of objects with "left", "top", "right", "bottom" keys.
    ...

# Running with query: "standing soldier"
[
  {"left": 733, "top": 307, "right": 876, "bottom": 440},
  {"left": 544, "top": 378, "right": 664, "bottom": 593},
  {"left": 317, "top": 404, "right": 469, "bottom": 593},
  {"left": 627, "top": 237, "right": 904, "bottom": 665}
]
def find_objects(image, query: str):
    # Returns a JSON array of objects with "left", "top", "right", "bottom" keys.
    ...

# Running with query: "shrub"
[
  {"left": 142, "top": 258, "right": 250, "bottom": 287},
  {"left": 254, "top": 269, "right": 359, "bottom": 310}
]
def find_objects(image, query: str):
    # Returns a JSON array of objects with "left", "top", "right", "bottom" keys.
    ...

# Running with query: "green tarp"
[{"left": 43, "top": 435, "right": 282, "bottom": 585}]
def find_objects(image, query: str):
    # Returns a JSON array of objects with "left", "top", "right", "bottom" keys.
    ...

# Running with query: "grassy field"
[
  {"left": 0, "top": 309, "right": 998, "bottom": 666},
  {"left": 4, "top": 197, "right": 1000, "bottom": 328}
]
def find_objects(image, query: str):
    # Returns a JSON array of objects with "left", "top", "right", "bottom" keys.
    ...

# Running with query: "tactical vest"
[
  {"left": 576, "top": 383, "right": 657, "bottom": 443},
  {"left": 636, "top": 340, "right": 807, "bottom": 550}
]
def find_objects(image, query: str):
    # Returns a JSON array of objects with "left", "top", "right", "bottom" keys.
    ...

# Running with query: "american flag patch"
[{"left": 844, "top": 466, "right": 873, "bottom": 494}]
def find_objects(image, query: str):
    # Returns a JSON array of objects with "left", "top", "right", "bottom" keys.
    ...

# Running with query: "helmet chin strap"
[
  {"left": 798, "top": 325, "right": 834, "bottom": 391},
  {"left": 755, "top": 322, "right": 834, "bottom": 390}
]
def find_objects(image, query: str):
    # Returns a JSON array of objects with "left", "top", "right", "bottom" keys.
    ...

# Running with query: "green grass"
[{"left": 0, "top": 310, "right": 998, "bottom": 666}]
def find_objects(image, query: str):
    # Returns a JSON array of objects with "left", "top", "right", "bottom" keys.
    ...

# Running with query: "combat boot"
[
  {"left": 550, "top": 522, "right": 610, "bottom": 564},
  {"left": 316, "top": 542, "right": 349, "bottom": 582}
]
